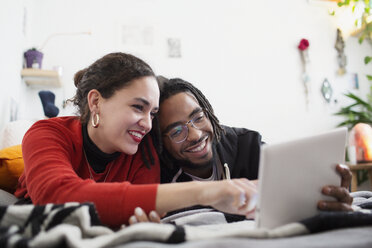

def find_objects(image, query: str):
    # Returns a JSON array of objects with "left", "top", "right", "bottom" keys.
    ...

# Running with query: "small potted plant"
[{"left": 24, "top": 48, "right": 43, "bottom": 69}]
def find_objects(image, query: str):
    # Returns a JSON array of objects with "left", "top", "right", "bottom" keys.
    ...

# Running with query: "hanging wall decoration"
[
  {"left": 298, "top": 38, "right": 310, "bottom": 107},
  {"left": 321, "top": 78, "right": 333, "bottom": 103},
  {"left": 335, "top": 28, "right": 347, "bottom": 75}
]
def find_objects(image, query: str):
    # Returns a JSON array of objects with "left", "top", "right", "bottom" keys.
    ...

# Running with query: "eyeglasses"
[{"left": 164, "top": 111, "right": 208, "bottom": 144}]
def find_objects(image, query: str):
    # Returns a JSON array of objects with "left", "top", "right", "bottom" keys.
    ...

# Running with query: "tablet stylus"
[
  {"left": 224, "top": 163, "right": 257, "bottom": 211},
  {"left": 247, "top": 193, "right": 258, "bottom": 212}
]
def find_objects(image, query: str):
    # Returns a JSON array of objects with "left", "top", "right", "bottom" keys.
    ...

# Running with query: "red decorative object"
[
  {"left": 298, "top": 38, "right": 311, "bottom": 107},
  {"left": 298, "top": 39, "right": 309, "bottom": 51}
]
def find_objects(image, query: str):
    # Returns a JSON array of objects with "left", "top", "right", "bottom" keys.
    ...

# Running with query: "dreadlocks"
[{"left": 151, "top": 76, "right": 225, "bottom": 169}]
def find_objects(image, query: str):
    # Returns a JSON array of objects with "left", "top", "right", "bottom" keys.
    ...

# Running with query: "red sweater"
[{"left": 15, "top": 116, "right": 160, "bottom": 228}]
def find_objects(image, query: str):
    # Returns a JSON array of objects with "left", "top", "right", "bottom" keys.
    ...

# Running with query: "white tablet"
[{"left": 255, "top": 127, "right": 347, "bottom": 229}]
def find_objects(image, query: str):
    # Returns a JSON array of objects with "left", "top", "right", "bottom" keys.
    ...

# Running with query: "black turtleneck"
[{"left": 82, "top": 125, "right": 120, "bottom": 173}]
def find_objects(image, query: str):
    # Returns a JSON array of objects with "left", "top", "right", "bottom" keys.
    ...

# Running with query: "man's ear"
[{"left": 87, "top": 89, "right": 101, "bottom": 113}]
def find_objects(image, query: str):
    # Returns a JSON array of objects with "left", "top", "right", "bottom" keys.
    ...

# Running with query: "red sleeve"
[{"left": 16, "top": 118, "right": 159, "bottom": 228}]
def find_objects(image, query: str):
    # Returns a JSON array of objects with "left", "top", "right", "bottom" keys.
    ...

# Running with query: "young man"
[
  {"left": 155, "top": 77, "right": 260, "bottom": 184},
  {"left": 129, "top": 77, "right": 353, "bottom": 224},
  {"left": 154, "top": 77, "right": 352, "bottom": 212}
]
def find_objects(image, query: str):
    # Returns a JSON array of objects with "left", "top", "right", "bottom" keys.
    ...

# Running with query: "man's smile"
[{"left": 183, "top": 135, "right": 211, "bottom": 159}]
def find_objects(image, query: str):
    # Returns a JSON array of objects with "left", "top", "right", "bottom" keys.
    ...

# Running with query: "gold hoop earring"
[{"left": 92, "top": 113, "right": 100, "bottom": 128}]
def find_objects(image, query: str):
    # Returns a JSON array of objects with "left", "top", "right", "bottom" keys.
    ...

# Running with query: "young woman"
[{"left": 15, "top": 53, "right": 257, "bottom": 228}]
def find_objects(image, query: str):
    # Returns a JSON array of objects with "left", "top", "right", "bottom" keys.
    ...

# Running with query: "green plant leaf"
[
  {"left": 345, "top": 92, "right": 369, "bottom": 104},
  {"left": 365, "top": 6, "right": 370, "bottom": 14},
  {"left": 367, "top": 75, "right": 372, "bottom": 80},
  {"left": 338, "top": 0, "right": 350, "bottom": 6},
  {"left": 365, "top": 22, "right": 372, "bottom": 32},
  {"left": 334, "top": 92, "right": 372, "bottom": 129},
  {"left": 359, "top": 35, "right": 365, "bottom": 44},
  {"left": 334, "top": 104, "right": 360, "bottom": 115},
  {"left": 365, "top": 56, "right": 372, "bottom": 64}
]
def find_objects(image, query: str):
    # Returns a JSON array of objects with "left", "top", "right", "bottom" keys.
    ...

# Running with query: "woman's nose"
[{"left": 139, "top": 114, "right": 152, "bottom": 132}]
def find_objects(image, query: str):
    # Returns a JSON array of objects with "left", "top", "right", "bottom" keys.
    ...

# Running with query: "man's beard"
[{"left": 169, "top": 144, "right": 217, "bottom": 171}]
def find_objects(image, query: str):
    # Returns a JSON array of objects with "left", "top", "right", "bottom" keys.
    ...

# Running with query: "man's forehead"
[
  {"left": 184, "top": 91, "right": 198, "bottom": 103},
  {"left": 163, "top": 92, "right": 200, "bottom": 112},
  {"left": 159, "top": 92, "right": 201, "bottom": 127}
]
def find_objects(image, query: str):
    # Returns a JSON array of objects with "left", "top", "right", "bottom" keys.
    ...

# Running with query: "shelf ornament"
[
  {"left": 24, "top": 48, "right": 43, "bottom": 69},
  {"left": 298, "top": 38, "right": 310, "bottom": 107},
  {"left": 335, "top": 28, "right": 347, "bottom": 75}
]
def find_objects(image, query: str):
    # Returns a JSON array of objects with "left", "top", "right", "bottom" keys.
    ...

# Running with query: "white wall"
[
  {"left": 2, "top": 0, "right": 371, "bottom": 143},
  {"left": 0, "top": 0, "right": 24, "bottom": 126}
]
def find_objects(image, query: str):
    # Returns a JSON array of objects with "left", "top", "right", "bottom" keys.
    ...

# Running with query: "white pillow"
[{"left": 0, "top": 120, "right": 35, "bottom": 149}]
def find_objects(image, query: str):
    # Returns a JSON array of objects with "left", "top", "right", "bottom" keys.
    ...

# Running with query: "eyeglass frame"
[{"left": 162, "top": 109, "right": 209, "bottom": 144}]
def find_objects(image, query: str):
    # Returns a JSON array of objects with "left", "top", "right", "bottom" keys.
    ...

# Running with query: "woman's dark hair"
[
  {"left": 71, "top": 52, "right": 157, "bottom": 168},
  {"left": 72, "top": 52, "right": 155, "bottom": 124},
  {"left": 152, "top": 77, "right": 224, "bottom": 169}
]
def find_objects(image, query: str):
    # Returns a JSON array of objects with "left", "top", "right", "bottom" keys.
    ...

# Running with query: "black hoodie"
[{"left": 161, "top": 125, "right": 262, "bottom": 183}]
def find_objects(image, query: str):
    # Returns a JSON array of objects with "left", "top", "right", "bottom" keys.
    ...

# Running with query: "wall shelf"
[{"left": 21, "top": 68, "right": 62, "bottom": 87}]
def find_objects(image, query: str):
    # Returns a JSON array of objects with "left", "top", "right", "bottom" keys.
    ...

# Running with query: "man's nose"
[{"left": 186, "top": 124, "right": 202, "bottom": 141}]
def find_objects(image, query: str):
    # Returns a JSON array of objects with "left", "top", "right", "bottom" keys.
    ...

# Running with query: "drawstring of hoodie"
[{"left": 171, "top": 144, "right": 231, "bottom": 182}]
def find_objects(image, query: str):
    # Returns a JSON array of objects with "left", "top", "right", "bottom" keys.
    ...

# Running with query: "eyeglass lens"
[{"left": 169, "top": 112, "right": 207, "bottom": 143}]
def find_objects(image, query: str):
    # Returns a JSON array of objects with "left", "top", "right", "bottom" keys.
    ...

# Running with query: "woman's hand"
[
  {"left": 129, "top": 207, "right": 163, "bottom": 225},
  {"left": 156, "top": 179, "right": 258, "bottom": 219},
  {"left": 197, "top": 178, "right": 258, "bottom": 217},
  {"left": 318, "top": 164, "right": 353, "bottom": 211}
]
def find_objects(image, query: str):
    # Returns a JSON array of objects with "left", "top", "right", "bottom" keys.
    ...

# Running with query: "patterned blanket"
[{"left": 1, "top": 191, "right": 372, "bottom": 248}]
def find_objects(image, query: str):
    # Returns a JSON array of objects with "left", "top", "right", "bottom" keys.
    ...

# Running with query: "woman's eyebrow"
[
  {"left": 134, "top": 97, "right": 150, "bottom": 106},
  {"left": 134, "top": 97, "right": 159, "bottom": 112}
]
